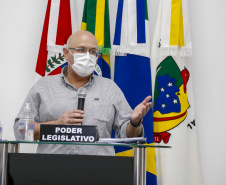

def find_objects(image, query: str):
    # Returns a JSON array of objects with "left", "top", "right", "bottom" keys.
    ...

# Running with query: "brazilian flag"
[{"left": 81, "top": 0, "right": 111, "bottom": 78}]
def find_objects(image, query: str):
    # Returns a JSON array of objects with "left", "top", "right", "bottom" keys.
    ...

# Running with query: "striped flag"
[
  {"left": 35, "top": 0, "right": 78, "bottom": 78},
  {"left": 113, "top": 0, "right": 157, "bottom": 184},
  {"left": 151, "top": 0, "right": 203, "bottom": 184},
  {"left": 81, "top": 0, "right": 111, "bottom": 78}
]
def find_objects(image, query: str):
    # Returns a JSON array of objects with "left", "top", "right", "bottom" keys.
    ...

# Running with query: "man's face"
[{"left": 64, "top": 32, "right": 100, "bottom": 67}]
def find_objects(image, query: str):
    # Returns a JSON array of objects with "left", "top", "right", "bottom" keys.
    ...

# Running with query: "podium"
[{"left": 0, "top": 141, "right": 170, "bottom": 185}]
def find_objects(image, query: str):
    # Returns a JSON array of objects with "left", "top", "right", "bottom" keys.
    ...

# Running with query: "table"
[{"left": 0, "top": 141, "right": 170, "bottom": 185}]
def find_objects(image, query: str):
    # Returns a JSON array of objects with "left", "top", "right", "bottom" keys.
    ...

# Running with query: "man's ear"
[
  {"left": 98, "top": 53, "right": 101, "bottom": 60},
  {"left": 96, "top": 53, "right": 101, "bottom": 65},
  {"left": 63, "top": 48, "right": 69, "bottom": 61}
]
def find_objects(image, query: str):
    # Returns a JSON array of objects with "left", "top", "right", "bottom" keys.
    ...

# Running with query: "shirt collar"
[{"left": 61, "top": 65, "right": 94, "bottom": 90}]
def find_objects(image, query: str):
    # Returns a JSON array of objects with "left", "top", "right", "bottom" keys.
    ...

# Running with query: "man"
[{"left": 14, "top": 30, "right": 152, "bottom": 155}]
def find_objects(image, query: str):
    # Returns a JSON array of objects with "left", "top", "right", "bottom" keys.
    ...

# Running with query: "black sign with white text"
[{"left": 40, "top": 125, "right": 98, "bottom": 143}]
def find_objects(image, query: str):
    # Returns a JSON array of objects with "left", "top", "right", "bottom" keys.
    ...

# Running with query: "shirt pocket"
[{"left": 84, "top": 97, "right": 110, "bottom": 122}]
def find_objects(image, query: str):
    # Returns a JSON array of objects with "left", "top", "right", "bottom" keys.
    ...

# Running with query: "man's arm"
[
  {"left": 126, "top": 122, "right": 143, "bottom": 138},
  {"left": 34, "top": 110, "right": 84, "bottom": 140},
  {"left": 126, "top": 96, "right": 152, "bottom": 138}
]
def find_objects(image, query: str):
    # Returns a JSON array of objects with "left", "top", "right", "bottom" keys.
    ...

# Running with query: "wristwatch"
[{"left": 130, "top": 118, "right": 143, "bottom": 127}]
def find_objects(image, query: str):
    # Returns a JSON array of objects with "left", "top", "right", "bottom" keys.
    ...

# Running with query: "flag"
[
  {"left": 35, "top": 0, "right": 78, "bottom": 78},
  {"left": 81, "top": 0, "right": 111, "bottom": 78},
  {"left": 151, "top": 0, "right": 203, "bottom": 184},
  {"left": 113, "top": 0, "right": 157, "bottom": 184}
]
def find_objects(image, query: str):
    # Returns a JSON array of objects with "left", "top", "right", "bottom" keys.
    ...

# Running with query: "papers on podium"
[{"left": 97, "top": 137, "right": 146, "bottom": 144}]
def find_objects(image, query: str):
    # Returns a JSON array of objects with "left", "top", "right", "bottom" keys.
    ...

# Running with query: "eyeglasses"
[{"left": 68, "top": 48, "right": 99, "bottom": 57}]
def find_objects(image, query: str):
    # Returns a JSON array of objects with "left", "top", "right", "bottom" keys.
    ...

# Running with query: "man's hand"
[
  {"left": 34, "top": 110, "right": 84, "bottom": 140},
  {"left": 55, "top": 110, "right": 85, "bottom": 125},
  {"left": 131, "top": 96, "right": 152, "bottom": 125}
]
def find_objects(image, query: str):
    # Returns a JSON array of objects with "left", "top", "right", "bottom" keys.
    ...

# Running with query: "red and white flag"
[{"left": 35, "top": 0, "right": 78, "bottom": 79}]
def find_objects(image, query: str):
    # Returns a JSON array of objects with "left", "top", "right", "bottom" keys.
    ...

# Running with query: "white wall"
[
  {"left": 189, "top": 0, "right": 226, "bottom": 185},
  {"left": 0, "top": 0, "right": 225, "bottom": 185}
]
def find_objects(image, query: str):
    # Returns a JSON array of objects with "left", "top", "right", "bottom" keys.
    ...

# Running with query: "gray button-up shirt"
[{"left": 14, "top": 67, "right": 134, "bottom": 156}]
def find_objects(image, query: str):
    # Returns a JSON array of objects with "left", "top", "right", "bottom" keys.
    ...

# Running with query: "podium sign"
[{"left": 40, "top": 125, "right": 98, "bottom": 142}]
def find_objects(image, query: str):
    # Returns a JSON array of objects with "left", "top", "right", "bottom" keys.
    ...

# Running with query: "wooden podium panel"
[{"left": 7, "top": 153, "right": 133, "bottom": 185}]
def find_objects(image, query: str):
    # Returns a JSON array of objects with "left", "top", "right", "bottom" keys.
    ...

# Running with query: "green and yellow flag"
[{"left": 81, "top": 0, "right": 111, "bottom": 78}]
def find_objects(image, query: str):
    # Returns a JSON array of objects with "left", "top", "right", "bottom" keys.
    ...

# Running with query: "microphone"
[{"left": 77, "top": 87, "right": 86, "bottom": 111}]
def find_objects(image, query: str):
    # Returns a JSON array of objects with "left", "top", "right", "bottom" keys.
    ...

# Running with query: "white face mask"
[{"left": 69, "top": 52, "right": 97, "bottom": 77}]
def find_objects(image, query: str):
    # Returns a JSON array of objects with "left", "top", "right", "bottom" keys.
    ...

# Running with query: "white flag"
[{"left": 151, "top": 0, "right": 203, "bottom": 185}]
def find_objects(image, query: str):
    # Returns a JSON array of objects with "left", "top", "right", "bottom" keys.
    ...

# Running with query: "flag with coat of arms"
[
  {"left": 35, "top": 0, "right": 78, "bottom": 78},
  {"left": 113, "top": 0, "right": 157, "bottom": 184},
  {"left": 151, "top": 0, "right": 203, "bottom": 184},
  {"left": 81, "top": 0, "right": 111, "bottom": 78}
]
